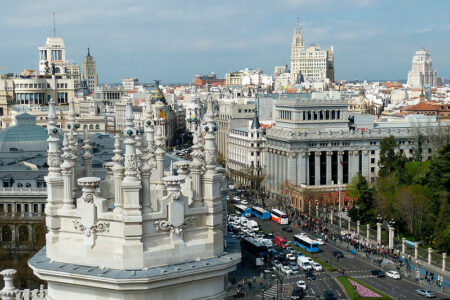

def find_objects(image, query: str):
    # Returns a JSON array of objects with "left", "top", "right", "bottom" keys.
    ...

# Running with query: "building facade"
[
  {"left": 82, "top": 48, "right": 98, "bottom": 91},
  {"left": 263, "top": 92, "right": 447, "bottom": 211},
  {"left": 290, "top": 22, "right": 334, "bottom": 83},
  {"left": 407, "top": 49, "right": 438, "bottom": 88}
]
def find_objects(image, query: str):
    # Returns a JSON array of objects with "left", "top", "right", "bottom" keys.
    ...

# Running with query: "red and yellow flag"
[{"left": 159, "top": 109, "right": 166, "bottom": 119}]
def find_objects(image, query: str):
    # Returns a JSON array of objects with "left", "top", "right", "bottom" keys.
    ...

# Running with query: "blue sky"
[{"left": 1, "top": 0, "right": 449, "bottom": 83}]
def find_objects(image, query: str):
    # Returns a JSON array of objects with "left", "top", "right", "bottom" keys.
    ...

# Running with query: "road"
[{"left": 255, "top": 217, "right": 449, "bottom": 300}]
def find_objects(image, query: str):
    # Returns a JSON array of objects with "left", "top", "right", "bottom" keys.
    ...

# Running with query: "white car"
[
  {"left": 315, "top": 238, "right": 325, "bottom": 245},
  {"left": 281, "top": 265, "right": 293, "bottom": 276},
  {"left": 386, "top": 270, "right": 401, "bottom": 279},
  {"left": 286, "top": 253, "right": 296, "bottom": 261},
  {"left": 312, "top": 262, "right": 323, "bottom": 271},
  {"left": 241, "top": 199, "right": 248, "bottom": 205},
  {"left": 296, "top": 280, "right": 307, "bottom": 290}
]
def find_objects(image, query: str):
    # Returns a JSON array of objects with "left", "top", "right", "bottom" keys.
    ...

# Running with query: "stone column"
[
  {"left": 348, "top": 218, "right": 351, "bottom": 233},
  {"left": 308, "top": 202, "right": 311, "bottom": 216},
  {"left": 361, "top": 149, "right": 369, "bottom": 178},
  {"left": 357, "top": 220, "right": 360, "bottom": 236},
  {"left": 287, "top": 153, "right": 296, "bottom": 186},
  {"left": 337, "top": 151, "right": 344, "bottom": 185},
  {"left": 339, "top": 215, "right": 342, "bottom": 229},
  {"left": 443, "top": 253, "right": 447, "bottom": 271},
  {"left": 305, "top": 152, "right": 310, "bottom": 185},
  {"left": 414, "top": 243, "right": 418, "bottom": 261},
  {"left": 315, "top": 203, "right": 319, "bottom": 218},
  {"left": 428, "top": 248, "right": 433, "bottom": 265},
  {"left": 366, "top": 224, "right": 370, "bottom": 240},
  {"left": 314, "top": 152, "right": 320, "bottom": 186},
  {"left": 61, "top": 134, "right": 75, "bottom": 210},
  {"left": 376, "top": 222, "right": 382, "bottom": 245},
  {"left": 112, "top": 135, "right": 124, "bottom": 214},
  {"left": 82, "top": 129, "right": 93, "bottom": 177},
  {"left": 388, "top": 225, "right": 394, "bottom": 250},
  {"left": 190, "top": 128, "right": 203, "bottom": 208},
  {"left": 0, "top": 269, "right": 17, "bottom": 300},
  {"left": 402, "top": 237, "right": 406, "bottom": 257},
  {"left": 326, "top": 151, "right": 332, "bottom": 185},
  {"left": 330, "top": 209, "right": 334, "bottom": 225}
]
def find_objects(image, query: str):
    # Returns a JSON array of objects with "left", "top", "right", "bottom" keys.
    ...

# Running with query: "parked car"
[
  {"left": 285, "top": 247, "right": 296, "bottom": 254},
  {"left": 415, "top": 289, "right": 436, "bottom": 298},
  {"left": 241, "top": 199, "right": 248, "bottom": 205},
  {"left": 272, "top": 260, "right": 283, "bottom": 269},
  {"left": 296, "top": 280, "right": 307, "bottom": 290},
  {"left": 333, "top": 250, "right": 344, "bottom": 258},
  {"left": 312, "top": 262, "right": 323, "bottom": 271},
  {"left": 386, "top": 270, "right": 401, "bottom": 279},
  {"left": 371, "top": 270, "right": 385, "bottom": 277},
  {"left": 324, "top": 290, "right": 336, "bottom": 300},
  {"left": 289, "top": 262, "right": 300, "bottom": 273},
  {"left": 305, "top": 271, "right": 316, "bottom": 280}
]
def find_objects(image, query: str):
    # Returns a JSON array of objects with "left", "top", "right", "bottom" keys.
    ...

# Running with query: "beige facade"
[
  {"left": 82, "top": 48, "right": 98, "bottom": 90},
  {"left": 66, "top": 62, "right": 81, "bottom": 89},
  {"left": 290, "top": 25, "right": 334, "bottom": 82}
]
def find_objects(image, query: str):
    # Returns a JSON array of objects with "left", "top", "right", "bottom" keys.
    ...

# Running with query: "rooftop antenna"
[{"left": 53, "top": 12, "right": 56, "bottom": 37}]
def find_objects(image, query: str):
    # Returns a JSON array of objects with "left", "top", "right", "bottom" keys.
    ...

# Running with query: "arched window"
[
  {"left": 25, "top": 183, "right": 31, "bottom": 188},
  {"left": 95, "top": 124, "right": 100, "bottom": 129},
  {"left": 1, "top": 225, "right": 12, "bottom": 242},
  {"left": 19, "top": 226, "right": 29, "bottom": 243},
  {"left": 17, "top": 183, "right": 23, "bottom": 188},
  {"left": 83, "top": 125, "right": 88, "bottom": 129},
  {"left": 89, "top": 124, "right": 94, "bottom": 129}
]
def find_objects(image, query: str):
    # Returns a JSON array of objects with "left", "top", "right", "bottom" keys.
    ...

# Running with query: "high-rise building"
[
  {"left": 290, "top": 19, "right": 334, "bottom": 83},
  {"left": 82, "top": 48, "right": 98, "bottom": 91},
  {"left": 407, "top": 49, "right": 438, "bottom": 88},
  {"left": 38, "top": 37, "right": 67, "bottom": 75}
]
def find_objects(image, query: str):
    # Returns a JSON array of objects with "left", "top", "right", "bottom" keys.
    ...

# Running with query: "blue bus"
[
  {"left": 252, "top": 207, "right": 271, "bottom": 220},
  {"left": 234, "top": 204, "right": 252, "bottom": 217},
  {"left": 293, "top": 234, "right": 320, "bottom": 253}
]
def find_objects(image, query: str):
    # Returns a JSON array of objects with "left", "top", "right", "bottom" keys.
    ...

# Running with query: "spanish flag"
[{"left": 159, "top": 109, "right": 166, "bottom": 119}]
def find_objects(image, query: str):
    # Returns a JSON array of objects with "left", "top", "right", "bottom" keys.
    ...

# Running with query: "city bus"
[
  {"left": 252, "top": 207, "right": 271, "bottom": 220},
  {"left": 293, "top": 234, "right": 320, "bottom": 253},
  {"left": 234, "top": 204, "right": 252, "bottom": 217},
  {"left": 271, "top": 209, "right": 288, "bottom": 225},
  {"left": 240, "top": 237, "right": 268, "bottom": 266}
]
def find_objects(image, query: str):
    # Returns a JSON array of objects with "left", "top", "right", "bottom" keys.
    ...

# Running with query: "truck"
[
  {"left": 297, "top": 256, "right": 313, "bottom": 271},
  {"left": 273, "top": 235, "right": 288, "bottom": 248},
  {"left": 246, "top": 220, "right": 259, "bottom": 232}
]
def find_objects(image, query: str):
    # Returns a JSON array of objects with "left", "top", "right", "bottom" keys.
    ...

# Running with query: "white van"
[
  {"left": 297, "top": 256, "right": 313, "bottom": 271},
  {"left": 240, "top": 216, "right": 248, "bottom": 226},
  {"left": 246, "top": 220, "right": 259, "bottom": 232}
]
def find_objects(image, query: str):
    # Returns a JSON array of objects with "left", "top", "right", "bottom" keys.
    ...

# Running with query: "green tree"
[
  {"left": 378, "top": 136, "right": 406, "bottom": 178},
  {"left": 348, "top": 173, "right": 376, "bottom": 223}
]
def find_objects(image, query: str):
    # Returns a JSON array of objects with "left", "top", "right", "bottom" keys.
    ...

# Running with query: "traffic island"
[{"left": 337, "top": 276, "right": 393, "bottom": 300}]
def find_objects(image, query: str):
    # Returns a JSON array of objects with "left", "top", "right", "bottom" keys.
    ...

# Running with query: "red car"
[{"left": 273, "top": 235, "right": 288, "bottom": 248}]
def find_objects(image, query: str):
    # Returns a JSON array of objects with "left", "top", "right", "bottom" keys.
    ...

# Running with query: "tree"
[
  {"left": 395, "top": 185, "right": 431, "bottom": 240},
  {"left": 347, "top": 174, "right": 376, "bottom": 223},
  {"left": 378, "top": 136, "right": 406, "bottom": 178}
]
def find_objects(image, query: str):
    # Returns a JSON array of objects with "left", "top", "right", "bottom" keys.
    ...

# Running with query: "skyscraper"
[
  {"left": 82, "top": 48, "right": 98, "bottom": 91},
  {"left": 290, "top": 18, "right": 334, "bottom": 83},
  {"left": 407, "top": 49, "right": 438, "bottom": 88}
]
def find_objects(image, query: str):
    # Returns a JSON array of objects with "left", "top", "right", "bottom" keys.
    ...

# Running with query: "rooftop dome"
[{"left": 0, "top": 114, "right": 48, "bottom": 152}]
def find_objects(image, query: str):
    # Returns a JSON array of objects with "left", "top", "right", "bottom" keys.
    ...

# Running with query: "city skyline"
[{"left": 1, "top": 0, "right": 449, "bottom": 83}]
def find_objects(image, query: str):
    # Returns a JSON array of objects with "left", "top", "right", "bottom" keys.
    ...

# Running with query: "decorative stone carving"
[
  {"left": 154, "top": 216, "right": 196, "bottom": 236},
  {"left": 47, "top": 151, "right": 62, "bottom": 168},
  {"left": 73, "top": 220, "right": 110, "bottom": 237}
]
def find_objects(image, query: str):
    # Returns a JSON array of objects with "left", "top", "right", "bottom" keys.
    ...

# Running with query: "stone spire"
[
  {"left": 112, "top": 134, "right": 124, "bottom": 213},
  {"left": 154, "top": 124, "right": 166, "bottom": 188},
  {"left": 61, "top": 134, "right": 75, "bottom": 210},
  {"left": 202, "top": 96, "right": 218, "bottom": 176},
  {"left": 250, "top": 96, "right": 261, "bottom": 129},
  {"left": 82, "top": 129, "right": 93, "bottom": 177},
  {"left": 123, "top": 100, "right": 139, "bottom": 182},
  {"left": 47, "top": 98, "right": 61, "bottom": 177},
  {"left": 190, "top": 126, "right": 204, "bottom": 207},
  {"left": 69, "top": 98, "right": 76, "bottom": 125}
]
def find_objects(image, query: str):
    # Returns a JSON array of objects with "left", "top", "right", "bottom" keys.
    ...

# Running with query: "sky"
[{"left": 1, "top": 0, "right": 449, "bottom": 84}]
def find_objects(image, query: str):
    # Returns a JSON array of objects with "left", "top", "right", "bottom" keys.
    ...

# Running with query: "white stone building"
[
  {"left": 407, "top": 49, "right": 438, "bottom": 88},
  {"left": 25, "top": 98, "right": 238, "bottom": 299}
]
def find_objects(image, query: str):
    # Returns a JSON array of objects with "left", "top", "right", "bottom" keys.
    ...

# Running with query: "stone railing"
[
  {"left": 0, "top": 188, "right": 47, "bottom": 195},
  {"left": 0, "top": 269, "right": 47, "bottom": 300}
]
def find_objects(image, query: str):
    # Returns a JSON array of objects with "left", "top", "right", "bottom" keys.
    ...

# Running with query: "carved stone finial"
[{"left": 0, "top": 269, "right": 18, "bottom": 300}]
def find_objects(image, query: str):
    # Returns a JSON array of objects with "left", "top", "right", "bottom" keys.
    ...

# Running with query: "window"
[
  {"left": 371, "top": 167, "right": 375, "bottom": 173},
  {"left": 371, "top": 158, "right": 375, "bottom": 164},
  {"left": 371, "top": 150, "right": 375, "bottom": 155},
  {"left": 17, "top": 183, "right": 23, "bottom": 188},
  {"left": 25, "top": 183, "right": 31, "bottom": 188}
]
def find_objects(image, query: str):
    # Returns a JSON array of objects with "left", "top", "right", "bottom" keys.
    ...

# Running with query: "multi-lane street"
[{"left": 254, "top": 217, "right": 449, "bottom": 300}]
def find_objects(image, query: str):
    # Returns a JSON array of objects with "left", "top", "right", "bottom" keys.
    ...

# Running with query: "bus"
[
  {"left": 234, "top": 204, "right": 252, "bottom": 217},
  {"left": 252, "top": 207, "right": 271, "bottom": 220},
  {"left": 240, "top": 237, "right": 268, "bottom": 266},
  {"left": 271, "top": 209, "right": 288, "bottom": 225},
  {"left": 293, "top": 234, "right": 320, "bottom": 253}
]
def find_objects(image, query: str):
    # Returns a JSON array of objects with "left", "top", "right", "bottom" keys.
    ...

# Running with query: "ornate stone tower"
[{"left": 29, "top": 99, "right": 239, "bottom": 299}]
